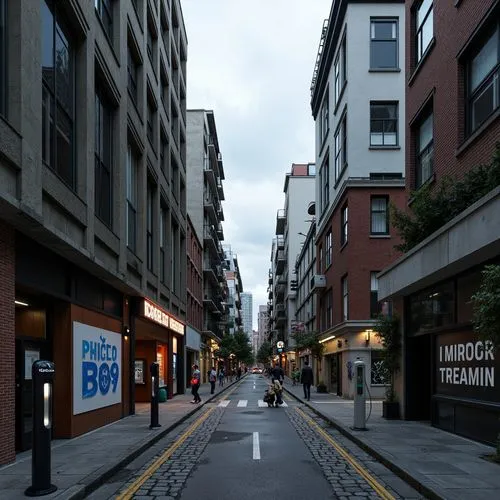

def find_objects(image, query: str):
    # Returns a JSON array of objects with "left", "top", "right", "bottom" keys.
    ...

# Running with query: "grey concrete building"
[
  {"left": 186, "top": 109, "right": 228, "bottom": 349},
  {"left": 0, "top": 0, "right": 187, "bottom": 464},
  {"left": 240, "top": 292, "right": 253, "bottom": 334},
  {"left": 223, "top": 244, "right": 243, "bottom": 335}
]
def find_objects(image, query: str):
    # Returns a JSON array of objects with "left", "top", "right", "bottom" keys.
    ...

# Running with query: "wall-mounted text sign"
[{"left": 142, "top": 299, "right": 185, "bottom": 335}]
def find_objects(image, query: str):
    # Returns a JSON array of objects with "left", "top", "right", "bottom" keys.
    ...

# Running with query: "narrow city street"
[{"left": 88, "top": 376, "right": 422, "bottom": 499}]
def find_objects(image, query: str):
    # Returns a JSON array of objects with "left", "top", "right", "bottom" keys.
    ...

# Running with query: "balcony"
[
  {"left": 276, "top": 209, "right": 286, "bottom": 235},
  {"left": 275, "top": 250, "right": 285, "bottom": 275},
  {"left": 276, "top": 235, "right": 285, "bottom": 250},
  {"left": 204, "top": 195, "right": 217, "bottom": 224},
  {"left": 203, "top": 260, "right": 218, "bottom": 285},
  {"left": 275, "top": 304, "right": 286, "bottom": 327},
  {"left": 203, "top": 225, "right": 219, "bottom": 257},
  {"left": 203, "top": 295, "right": 218, "bottom": 312},
  {"left": 275, "top": 283, "right": 285, "bottom": 301},
  {"left": 203, "top": 157, "right": 217, "bottom": 193},
  {"left": 216, "top": 222, "right": 224, "bottom": 240},
  {"left": 217, "top": 202, "right": 224, "bottom": 221},
  {"left": 310, "top": 274, "right": 327, "bottom": 293},
  {"left": 217, "top": 178, "right": 225, "bottom": 200}
]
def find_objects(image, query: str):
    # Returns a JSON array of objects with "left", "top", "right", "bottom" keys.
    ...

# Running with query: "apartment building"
[
  {"left": 378, "top": 0, "right": 500, "bottom": 445},
  {"left": 223, "top": 245, "right": 244, "bottom": 335},
  {"left": 240, "top": 292, "right": 253, "bottom": 334},
  {"left": 0, "top": 0, "right": 188, "bottom": 464},
  {"left": 257, "top": 304, "right": 269, "bottom": 352},
  {"left": 186, "top": 109, "right": 227, "bottom": 380},
  {"left": 185, "top": 214, "right": 203, "bottom": 388},
  {"left": 269, "top": 163, "right": 315, "bottom": 372},
  {"left": 310, "top": 0, "right": 406, "bottom": 398}
]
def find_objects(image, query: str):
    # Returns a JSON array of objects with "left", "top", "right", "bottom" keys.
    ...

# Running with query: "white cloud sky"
[{"left": 182, "top": 0, "right": 332, "bottom": 329}]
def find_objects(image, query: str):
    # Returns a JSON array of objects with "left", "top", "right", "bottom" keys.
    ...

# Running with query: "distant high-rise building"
[
  {"left": 240, "top": 292, "right": 253, "bottom": 334},
  {"left": 257, "top": 305, "right": 269, "bottom": 350}
]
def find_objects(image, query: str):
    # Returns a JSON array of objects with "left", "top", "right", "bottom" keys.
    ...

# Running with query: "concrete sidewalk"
[
  {"left": 283, "top": 377, "right": 500, "bottom": 500},
  {"left": 0, "top": 377, "right": 239, "bottom": 500}
]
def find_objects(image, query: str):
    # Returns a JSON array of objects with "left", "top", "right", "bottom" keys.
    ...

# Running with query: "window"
[
  {"left": 95, "top": 0, "right": 112, "bottom": 39},
  {"left": 146, "top": 8, "right": 157, "bottom": 68},
  {"left": 370, "top": 19, "right": 398, "bottom": 69},
  {"left": 416, "top": 0, "right": 433, "bottom": 62},
  {"left": 95, "top": 83, "right": 113, "bottom": 227},
  {"left": 319, "top": 156, "right": 329, "bottom": 214},
  {"left": 370, "top": 272, "right": 380, "bottom": 319},
  {"left": 160, "top": 205, "right": 166, "bottom": 283},
  {"left": 342, "top": 276, "right": 348, "bottom": 321},
  {"left": 320, "top": 90, "right": 329, "bottom": 144},
  {"left": 146, "top": 180, "right": 154, "bottom": 271},
  {"left": 126, "top": 146, "right": 137, "bottom": 252},
  {"left": 370, "top": 102, "right": 398, "bottom": 146},
  {"left": 147, "top": 97, "right": 155, "bottom": 147},
  {"left": 171, "top": 154, "right": 179, "bottom": 199},
  {"left": 370, "top": 196, "right": 389, "bottom": 235},
  {"left": 160, "top": 127, "right": 168, "bottom": 176},
  {"left": 467, "top": 23, "right": 499, "bottom": 133},
  {"left": 127, "top": 44, "right": 138, "bottom": 104},
  {"left": 326, "top": 289, "right": 333, "bottom": 329},
  {"left": 42, "top": 0, "right": 75, "bottom": 189},
  {"left": 0, "top": 0, "right": 6, "bottom": 116},
  {"left": 334, "top": 36, "right": 346, "bottom": 104},
  {"left": 341, "top": 205, "right": 348, "bottom": 246},
  {"left": 416, "top": 111, "right": 434, "bottom": 188},
  {"left": 325, "top": 230, "right": 332, "bottom": 268},
  {"left": 334, "top": 115, "right": 347, "bottom": 181}
]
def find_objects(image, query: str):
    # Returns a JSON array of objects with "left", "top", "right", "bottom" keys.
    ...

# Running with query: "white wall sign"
[{"left": 73, "top": 322, "right": 122, "bottom": 415}]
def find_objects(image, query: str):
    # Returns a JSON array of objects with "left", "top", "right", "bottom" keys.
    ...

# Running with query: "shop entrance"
[{"left": 405, "top": 334, "right": 432, "bottom": 420}]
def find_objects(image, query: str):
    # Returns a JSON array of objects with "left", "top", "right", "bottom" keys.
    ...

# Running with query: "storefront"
[
  {"left": 404, "top": 268, "right": 500, "bottom": 445},
  {"left": 134, "top": 298, "right": 185, "bottom": 402},
  {"left": 14, "top": 235, "right": 129, "bottom": 450},
  {"left": 185, "top": 325, "right": 201, "bottom": 387}
]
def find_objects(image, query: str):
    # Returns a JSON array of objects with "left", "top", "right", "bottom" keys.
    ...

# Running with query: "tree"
[
  {"left": 257, "top": 340, "right": 273, "bottom": 366},
  {"left": 290, "top": 331, "right": 325, "bottom": 361},
  {"left": 374, "top": 314, "right": 401, "bottom": 403},
  {"left": 232, "top": 331, "right": 254, "bottom": 365}
]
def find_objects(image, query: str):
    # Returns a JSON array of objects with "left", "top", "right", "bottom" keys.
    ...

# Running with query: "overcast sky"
[{"left": 182, "top": 0, "right": 332, "bottom": 329}]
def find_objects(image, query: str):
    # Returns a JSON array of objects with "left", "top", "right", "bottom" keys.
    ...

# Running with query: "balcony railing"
[{"left": 276, "top": 209, "right": 286, "bottom": 235}]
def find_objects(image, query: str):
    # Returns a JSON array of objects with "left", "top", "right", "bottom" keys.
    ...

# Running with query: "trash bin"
[{"left": 158, "top": 387, "right": 167, "bottom": 403}]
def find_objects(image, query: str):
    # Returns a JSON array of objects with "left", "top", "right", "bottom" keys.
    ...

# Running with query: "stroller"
[{"left": 263, "top": 380, "right": 283, "bottom": 407}]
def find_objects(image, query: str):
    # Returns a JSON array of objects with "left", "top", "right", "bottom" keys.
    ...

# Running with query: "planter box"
[{"left": 383, "top": 400, "right": 400, "bottom": 419}]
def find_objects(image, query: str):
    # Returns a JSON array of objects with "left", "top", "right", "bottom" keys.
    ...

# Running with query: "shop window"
[{"left": 408, "top": 281, "right": 455, "bottom": 335}]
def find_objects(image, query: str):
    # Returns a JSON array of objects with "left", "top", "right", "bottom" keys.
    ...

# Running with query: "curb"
[
  {"left": 69, "top": 377, "right": 244, "bottom": 500},
  {"left": 284, "top": 387, "right": 444, "bottom": 500}
]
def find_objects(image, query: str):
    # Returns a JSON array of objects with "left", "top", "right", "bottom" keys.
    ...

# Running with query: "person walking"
[
  {"left": 218, "top": 367, "right": 225, "bottom": 387},
  {"left": 270, "top": 363, "right": 284, "bottom": 385},
  {"left": 191, "top": 364, "right": 201, "bottom": 404},
  {"left": 301, "top": 360, "right": 314, "bottom": 401},
  {"left": 209, "top": 366, "right": 217, "bottom": 395}
]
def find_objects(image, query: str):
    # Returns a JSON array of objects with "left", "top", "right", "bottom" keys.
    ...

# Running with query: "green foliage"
[
  {"left": 375, "top": 314, "right": 401, "bottom": 402},
  {"left": 471, "top": 264, "right": 500, "bottom": 349},
  {"left": 232, "top": 331, "right": 254, "bottom": 365},
  {"left": 291, "top": 331, "right": 325, "bottom": 360},
  {"left": 392, "top": 143, "right": 500, "bottom": 252},
  {"left": 256, "top": 340, "right": 273, "bottom": 365}
]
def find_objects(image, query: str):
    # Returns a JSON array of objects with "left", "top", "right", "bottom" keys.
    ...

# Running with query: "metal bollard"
[
  {"left": 150, "top": 362, "right": 161, "bottom": 429},
  {"left": 25, "top": 361, "right": 57, "bottom": 497}
]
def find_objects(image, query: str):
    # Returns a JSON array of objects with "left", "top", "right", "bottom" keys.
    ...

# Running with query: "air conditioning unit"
[{"left": 311, "top": 274, "right": 326, "bottom": 291}]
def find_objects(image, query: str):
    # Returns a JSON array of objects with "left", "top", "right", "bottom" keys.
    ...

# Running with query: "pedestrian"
[
  {"left": 218, "top": 367, "right": 225, "bottom": 387},
  {"left": 301, "top": 360, "right": 314, "bottom": 401},
  {"left": 237, "top": 366, "right": 242, "bottom": 380},
  {"left": 209, "top": 366, "right": 217, "bottom": 394},
  {"left": 191, "top": 364, "right": 201, "bottom": 404},
  {"left": 270, "top": 363, "right": 284, "bottom": 385}
]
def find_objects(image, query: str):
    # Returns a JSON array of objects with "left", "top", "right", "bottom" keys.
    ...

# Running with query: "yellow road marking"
[
  {"left": 295, "top": 407, "right": 395, "bottom": 500},
  {"left": 116, "top": 407, "right": 214, "bottom": 500}
]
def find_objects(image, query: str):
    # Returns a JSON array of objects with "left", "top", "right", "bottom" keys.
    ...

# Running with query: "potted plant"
[
  {"left": 375, "top": 313, "right": 401, "bottom": 419},
  {"left": 316, "top": 380, "right": 327, "bottom": 393}
]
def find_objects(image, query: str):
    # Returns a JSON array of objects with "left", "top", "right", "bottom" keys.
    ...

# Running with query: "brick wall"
[
  {"left": 406, "top": 0, "right": 499, "bottom": 190},
  {"left": 0, "top": 221, "right": 15, "bottom": 464}
]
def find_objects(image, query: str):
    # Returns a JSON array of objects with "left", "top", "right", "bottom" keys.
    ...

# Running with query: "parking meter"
[
  {"left": 150, "top": 362, "right": 161, "bottom": 429},
  {"left": 25, "top": 360, "right": 57, "bottom": 497},
  {"left": 353, "top": 359, "right": 367, "bottom": 430}
]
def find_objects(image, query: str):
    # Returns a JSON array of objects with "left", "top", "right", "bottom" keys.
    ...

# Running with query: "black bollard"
[
  {"left": 150, "top": 362, "right": 161, "bottom": 429},
  {"left": 25, "top": 361, "right": 57, "bottom": 497}
]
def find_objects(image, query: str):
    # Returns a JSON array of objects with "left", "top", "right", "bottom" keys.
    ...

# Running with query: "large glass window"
[
  {"left": 341, "top": 205, "right": 348, "bottom": 246},
  {"left": 370, "top": 102, "right": 398, "bottom": 146},
  {"left": 370, "top": 196, "right": 389, "bottom": 235},
  {"left": 334, "top": 115, "right": 347, "bottom": 181},
  {"left": 42, "top": 0, "right": 75, "bottom": 189},
  {"left": 370, "top": 19, "right": 398, "bottom": 69},
  {"left": 146, "top": 179, "right": 154, "bottom": 271},
  {"left": 95, "top": 0, "right": 113, "bottom": 39},
  {"left": 320, "top": 90, "right": 329, "bottom": 144},
  {"left": 319, "top": 155, "right": 329, "bottom": 214},
  {"left": 160, "top": 205, "right": 167, "bottom": 284},
  {"left": 95, "top": 83, "right": 113, "bottom": 227},
  {"left": 416, "top": 111, "right": 434, "bottom": 188},
  {"left": 126, "top": 146, "right": 137, "bottom": 252},
  {"left": 342, "top": 276, "right": 348, "bottom": 321},
  {"left": 127, "top": 44, "right": 138, "bottom": 104},
  {"left": 370, "top": 271, "right": 379, "bottom": 319},
  {"left": 325, "top": 230, "right": 332, "bottom": 268},
  {"left": 0, "top": 0, "right": 6, "bottom": 116},
  {"left": 468, "top": 23, "right": 499, "bottom": 133},
  {"left": 334, "top": 37, "right": 346, "bottom": 104},
  {"left": 416, "top": 0, "right": 433, "bottom": 62}
]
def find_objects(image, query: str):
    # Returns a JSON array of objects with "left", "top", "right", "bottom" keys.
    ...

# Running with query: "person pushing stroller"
[{"left": 263, "top": 379, "right": 284, "bottom": 407}]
